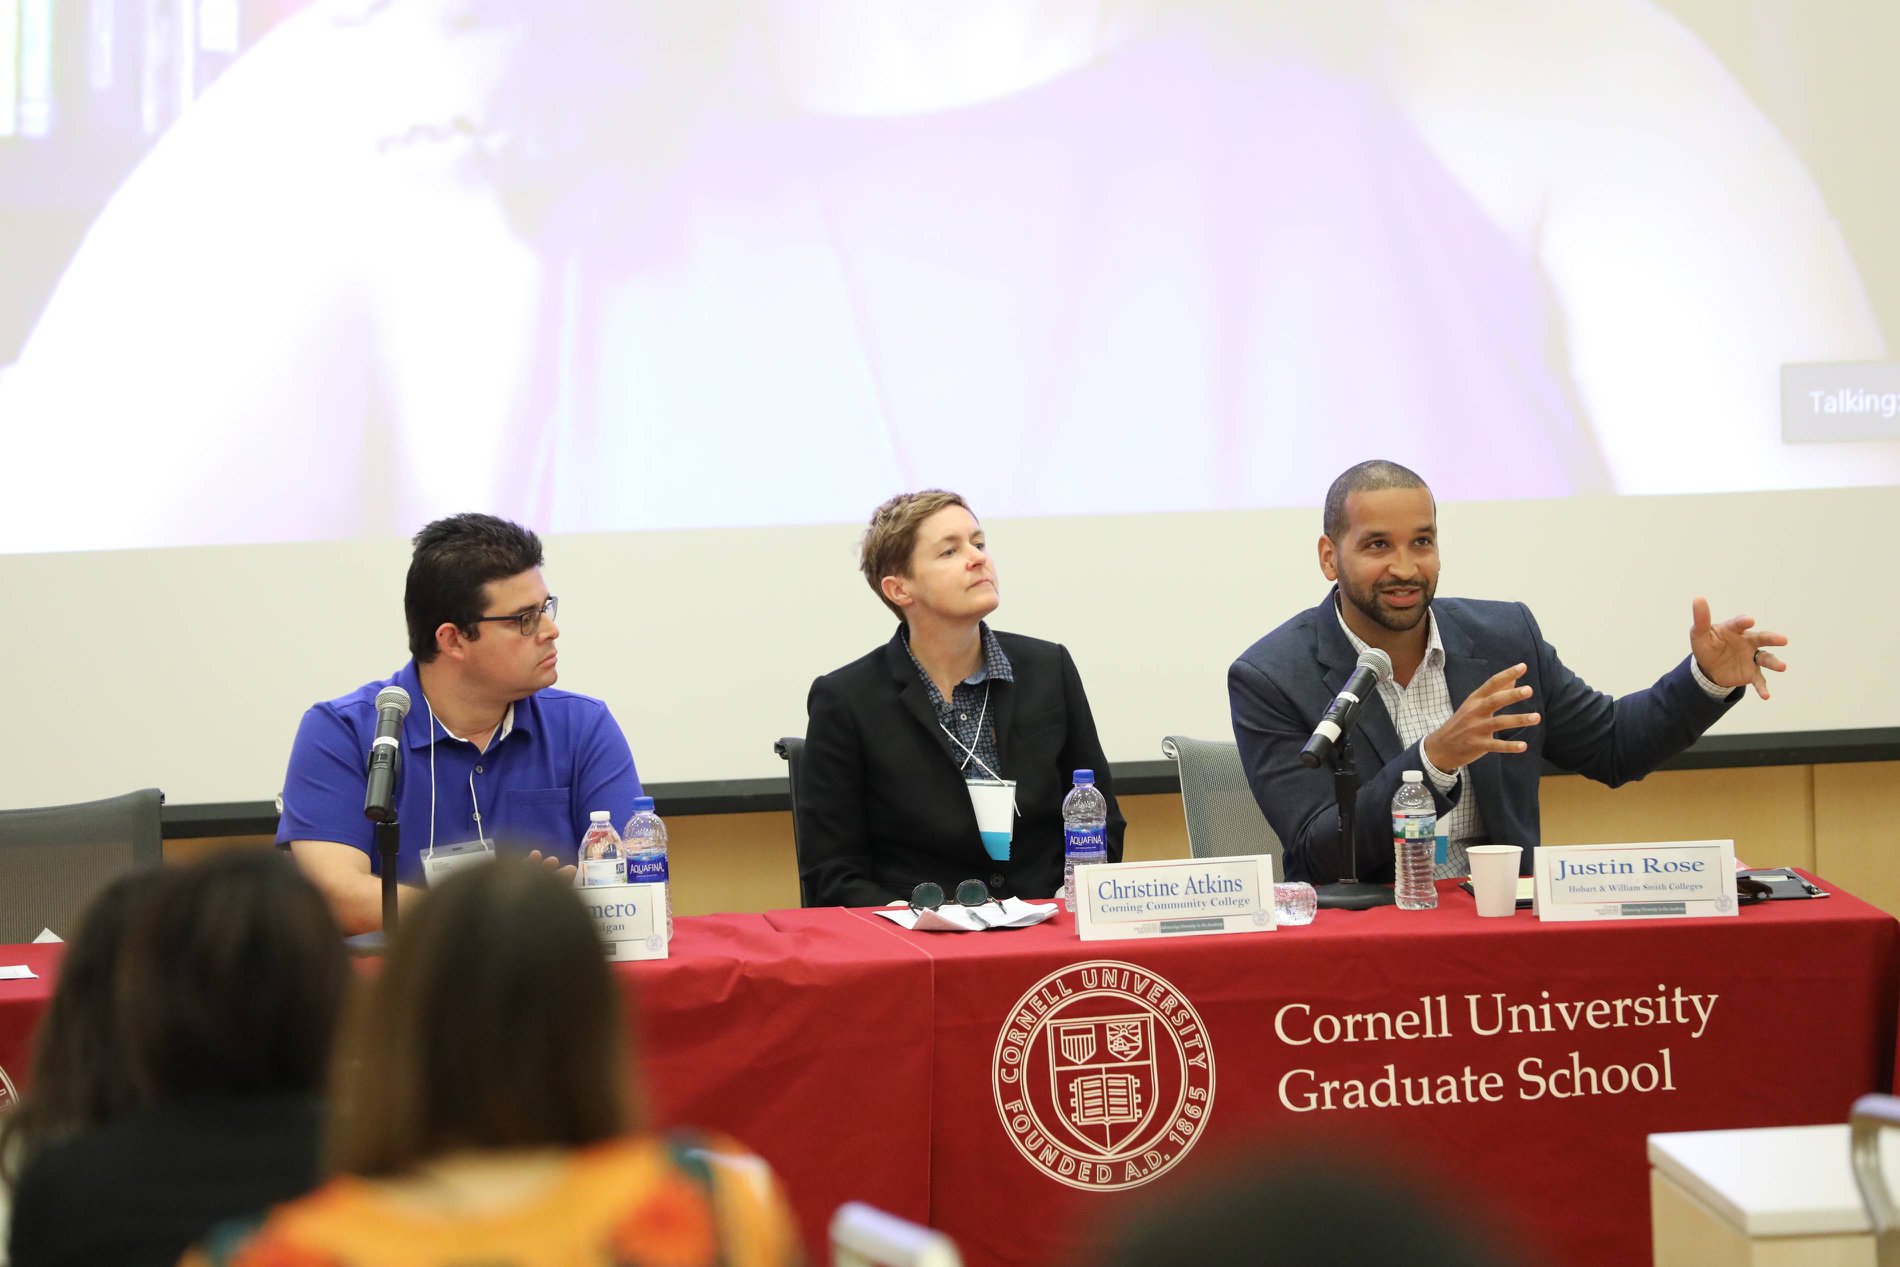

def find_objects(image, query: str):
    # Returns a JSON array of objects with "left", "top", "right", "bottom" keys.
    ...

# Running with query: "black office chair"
[
  {"left": 0, "top": 788, "right": 165, "bottom": 942},
  {"left": 774, "top": 737, "right": 811, "bottom": 906}
]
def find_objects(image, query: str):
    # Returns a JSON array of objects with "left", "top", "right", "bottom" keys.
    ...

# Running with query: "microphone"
[
  {"left": 1299, "top": 649, "right": 1393, "bottom": 769},
  {"left": 362, "top": 685, "right": 411, "bottom": 824}
]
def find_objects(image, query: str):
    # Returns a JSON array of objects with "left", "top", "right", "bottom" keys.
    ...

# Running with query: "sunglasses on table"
[{"left": 909, "top": 879, "right": 1005, "bottom": 915}]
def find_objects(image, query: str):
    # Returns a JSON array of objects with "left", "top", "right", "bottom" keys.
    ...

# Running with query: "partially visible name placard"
[
  {"left": 578, "top": 882, "right": 669, "bottom": 960},
  {"left": 1074, "top": 856, "right": 1275, "bottom": 941},
  {"left": 1533, "top": 841, "right": 1738, "bottom": 922}
]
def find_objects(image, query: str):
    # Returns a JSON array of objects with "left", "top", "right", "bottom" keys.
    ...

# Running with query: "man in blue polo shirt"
[{"left": 278, "top": 514, "right": 641, "bottom": 932}]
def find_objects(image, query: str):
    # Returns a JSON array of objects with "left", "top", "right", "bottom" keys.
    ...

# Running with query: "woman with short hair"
[{"left": 797, "top": 489, "right": 1125, "bottom": 907}]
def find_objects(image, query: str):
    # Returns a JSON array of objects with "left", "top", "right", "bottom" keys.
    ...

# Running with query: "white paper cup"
[{"left": 1466, "top": 845, "right": 1524, "bottom": 917}]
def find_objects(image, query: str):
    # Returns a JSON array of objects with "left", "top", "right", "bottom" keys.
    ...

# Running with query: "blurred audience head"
[
  {"left": 326, "top": 861, "right": 637, "bottom": 1177},
  {"left": 0, "top": 872, "right": 144, "bottom": 1187},
  {"left": 1100, "top": 1148, "right": 1511, "bottom": 1267},
  {"left": 1, "top": 852, "right": 348, "bottom": 1188},
  {"left": 114, "top": 849, "right": 349, "bottom": 1106}
]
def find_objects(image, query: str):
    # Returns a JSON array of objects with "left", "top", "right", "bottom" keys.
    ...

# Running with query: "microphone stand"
[
  {"left": 376, "top": 818, "right": 401, "bottom": 934},
  {"left": 343, "top": 816, "right": 401, "bottom": 958},
  {"left": 1314, "top": 734, "right": 1394, "bottom": 910},
  {"left": 359, "top": 737, "right": 403, "bottom": 950}
]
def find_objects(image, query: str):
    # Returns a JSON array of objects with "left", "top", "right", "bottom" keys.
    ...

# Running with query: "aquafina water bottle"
[
  {"left": 622, "top": 796, "right": 672, "bottom": 941},
  {"left": 1062, "top": 770, "right": 1108, "bottom": 913}
]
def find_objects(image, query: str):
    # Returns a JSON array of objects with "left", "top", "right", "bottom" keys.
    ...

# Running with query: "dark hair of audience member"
[
  {"left": 0, "top": 853, "right": 349, "bottom": 1190},
  {"left": 1099, "top": 1151, "right": 1511, "bottom": 1267},
  {"left": 113, "top": 850, "right": 350, "bottom": 1107},
  {"left": 0, "top": 873, "right": 145, "bottom": 1190},
  {"left": 325, "top": 862, "right": 640, "bottom": 1177}
]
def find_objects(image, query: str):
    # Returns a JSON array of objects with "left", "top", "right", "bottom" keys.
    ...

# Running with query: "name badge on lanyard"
[
  {"left": 420, "top": 837, "right": 494, "bottom": 887},
  {"left": 965, "top": 778, "right": 1017, "bottom": 862},
  {"left": 418, "top": 706, "right": 499, "bottom": 888},
  {"left": 941, "top": 681, "right": 1014, "bottom": 862}
]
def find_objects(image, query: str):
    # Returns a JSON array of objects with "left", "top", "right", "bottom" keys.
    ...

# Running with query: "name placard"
[
  {"left": 1533, "top": 841, "right": 1738, "bottom": 923},
  {"left": 1073, "top": 856, "right": 1275, "bottom": 941},
  {"left": 578, "top": 882, "right": 669, "bottom": 960}
]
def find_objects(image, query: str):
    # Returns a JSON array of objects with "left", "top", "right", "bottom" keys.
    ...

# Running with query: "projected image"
[{"left": 2, "top": 0, "right": 1898, "bottom": 553}]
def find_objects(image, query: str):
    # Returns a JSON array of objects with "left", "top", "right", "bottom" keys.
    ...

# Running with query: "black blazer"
[
  {"left": 7, "top": 1095, "right": 322, "bottom": 1267},
  {"left": 797, "top": 627, "right": 1125, "bottom": 906}
]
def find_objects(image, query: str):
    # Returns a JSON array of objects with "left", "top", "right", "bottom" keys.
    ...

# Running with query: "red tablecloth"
[
  {"left": 784, "top": 880, "right": 1900, "bottom": 1267},
  {"left": 0, "top": 942, "right": 59, "bottom": 1114},
  {"left": 1, "top": 881, "right": 1894, "bottom": 1266}
]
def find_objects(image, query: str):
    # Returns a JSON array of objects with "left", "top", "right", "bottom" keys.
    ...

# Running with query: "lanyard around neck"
[{"left": 939, "top": 681, "right": 1002, "bottom": 781}]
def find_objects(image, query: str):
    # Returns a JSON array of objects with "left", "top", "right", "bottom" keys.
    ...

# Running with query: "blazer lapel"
[
  {"left": 1315, "top": 592, "right": 1400, "bottom": 767},
  {"left": 883, "top": 629, "right": 990, "bottom": 867},
  {"left": 883, "top": 631, "right": 967, "bottom": 765},
  {"left": 991, "top": 668, "right": 1017, "bottom": 772}
]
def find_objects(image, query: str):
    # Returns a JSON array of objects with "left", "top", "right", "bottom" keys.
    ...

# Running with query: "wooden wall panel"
[
  {"left": 1814, "top": 762, "right": 1900, "bottom": 917},
  {"left": 665, "top": 810, "right": 799, "bottom": 916},
  {"left": 158, "top": 764, "right": 1897, "bottom": 919},
  {"left": 1117, "top": 792, "right": 1191, "bottom": 863},
  {"left": 1539, "top": 767, "right": 1815, "bottom": 871},
  {"left": 667, "top": 793, "right": 1193, "bottom": 915},
  {"left": 164, "top": 835, "right": 273, "bottom": 864}
]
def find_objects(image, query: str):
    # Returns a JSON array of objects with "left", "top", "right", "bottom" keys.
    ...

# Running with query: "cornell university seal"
[{"left": 992, "top": 960, "right": 1215, "bottom": 1191}]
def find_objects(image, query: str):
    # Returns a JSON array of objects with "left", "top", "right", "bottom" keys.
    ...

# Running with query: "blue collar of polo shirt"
[
  {"left": 395, "top": 660, "right": 434, "bottom": 751},
  {"left": 393, "top": 658, "right": 540, "bottom": 751}
]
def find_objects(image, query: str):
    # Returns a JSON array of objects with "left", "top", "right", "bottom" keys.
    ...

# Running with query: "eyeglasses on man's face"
[{"left": 470, "top": 595, "right": 558, "bottom": 638}]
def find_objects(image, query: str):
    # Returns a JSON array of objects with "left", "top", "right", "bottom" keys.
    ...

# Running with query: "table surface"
[
  {"left": 1648, "top": 1124, "right": 1900, "bottom": 1237},
  {"left": 2, "top": 878, "right": 1894, "bottom": 1267}
]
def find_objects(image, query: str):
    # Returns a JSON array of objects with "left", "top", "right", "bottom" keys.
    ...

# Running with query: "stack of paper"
[{"left": 874, "top": 898, "right": 1057, "bottom": 933}]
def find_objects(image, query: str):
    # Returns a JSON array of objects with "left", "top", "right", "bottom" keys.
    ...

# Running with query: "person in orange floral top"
[{"left": 182, "top": 863, "right": 801, "bottom": 1267}]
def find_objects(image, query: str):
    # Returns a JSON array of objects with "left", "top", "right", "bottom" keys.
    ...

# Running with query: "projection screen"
[{"left": 1, "top": 0, "right": 1895, "bottom": 808}]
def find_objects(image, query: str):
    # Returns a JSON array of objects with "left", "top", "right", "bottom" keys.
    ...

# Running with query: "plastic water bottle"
[
  {"left": 1273, "top": 882, "right": 1318, "bottom": 926},
  {"left": 1062, "top": 770, "right": 1109, "bottom": 913},
  {"left": 577, "top": 810, "right": 625, "bottom": 888},
  {"left": 622, "top": 796, "right": 672, "bottom": 940},
  {"left": 1392, "top": 770, "right": 1438, "bottom": 910}
]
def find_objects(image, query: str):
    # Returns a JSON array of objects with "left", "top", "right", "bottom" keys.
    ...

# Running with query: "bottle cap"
[
  {"left": 589, "top": 809, "right": 612, "bottom": 821},
  {"left": 1073, "top": 770, "right": 1095, "bottom": 785},
  {"left": 633, "top": 795, "right": 656, "bottom": 813},
  {"left": 1402, "top": 770, "right": 1424, "bottom": 783}
]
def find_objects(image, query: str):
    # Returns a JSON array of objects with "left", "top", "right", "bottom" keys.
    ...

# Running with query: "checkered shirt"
[
  {"left": 903, "top": 623, "right": 1014, "bottom": 781},
  {"left": 1334, "top": 601, "right": 1483, "bottom": 878}
]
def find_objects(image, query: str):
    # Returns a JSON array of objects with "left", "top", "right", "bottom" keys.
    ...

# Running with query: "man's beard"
[{"left": 1340, "top": 576, "right": 1433, "bottom": 632}]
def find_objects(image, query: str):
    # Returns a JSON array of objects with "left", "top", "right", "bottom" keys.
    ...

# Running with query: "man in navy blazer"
[
  {"left": 1229, "top": 461, "right": 1788, "bottom": 885},
  {"left": 798, "top": 490, "right": 1124, "bottom": 907}
]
